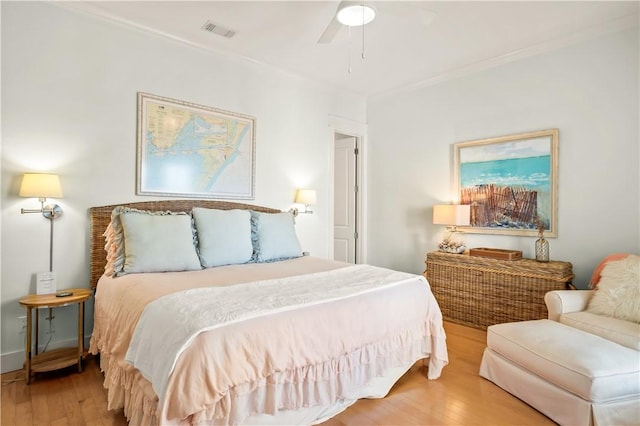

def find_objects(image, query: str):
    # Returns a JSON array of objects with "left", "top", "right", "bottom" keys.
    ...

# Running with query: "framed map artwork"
[
  {"left": 136, "top": 92, "right": 256, "bottom": 199},
  {"left": 453, "top": 129, "right": 558, "bottom": 237}
]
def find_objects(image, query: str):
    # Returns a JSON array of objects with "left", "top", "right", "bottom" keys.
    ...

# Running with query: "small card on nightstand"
[{"left": 36, "top": 271, "right": 57, "bottom": 295}]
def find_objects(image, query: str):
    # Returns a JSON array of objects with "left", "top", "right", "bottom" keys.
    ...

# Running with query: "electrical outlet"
[{"left": 18, "top": 316, "right": 27, "bottom": 334}]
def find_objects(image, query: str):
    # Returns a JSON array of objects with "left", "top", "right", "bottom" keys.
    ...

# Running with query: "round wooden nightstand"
[{"left": 19, "top": 288, "right": 92, "bottom": 384}]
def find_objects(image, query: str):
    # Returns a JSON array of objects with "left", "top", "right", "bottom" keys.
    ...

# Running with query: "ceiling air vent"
[{"left": 201, "top": 20, "right": 236, "bottom": 38}]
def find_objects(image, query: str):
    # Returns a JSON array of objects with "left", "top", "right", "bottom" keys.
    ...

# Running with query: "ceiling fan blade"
[{"left": 318, "top": 17, "right": 342, "bottom": 44}]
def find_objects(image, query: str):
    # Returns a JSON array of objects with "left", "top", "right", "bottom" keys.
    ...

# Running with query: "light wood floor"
[{"left": 1, "top": 322, "right": 555, "bottom": 425}]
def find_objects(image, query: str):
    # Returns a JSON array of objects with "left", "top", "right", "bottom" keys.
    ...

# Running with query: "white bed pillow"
[
  {"left": 251, "top": 211, "right": 302, "bottom": 263},
  {"left": 192, "top": 208, "right": 253, "bottom": 267},
  {"left": 587, "top": 255, "right": 640, "bottom": 323},
  {"left": 117, "top": 209, "right": 201, "bottom": 275}
]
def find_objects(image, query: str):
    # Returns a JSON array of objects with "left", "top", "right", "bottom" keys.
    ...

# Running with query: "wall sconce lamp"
[
  {"left": 20, "top": 173, "right": 64, "bottom": 271},
  {"left": 289, "top": 189, "right": 317, "bottom": 217},
  {"left": 433, "top": 204, "right": 470, "bottom": 254}
]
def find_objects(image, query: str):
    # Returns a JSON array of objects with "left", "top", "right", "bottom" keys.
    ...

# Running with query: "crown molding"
[
  {"left": 371, "top": 14, "right": 638, "bottom": 100},
  {"left": 52, "top": 2, "right": 637, "bottom": 101}
]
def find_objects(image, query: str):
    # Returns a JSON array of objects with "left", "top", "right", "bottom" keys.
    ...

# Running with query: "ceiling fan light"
[{"left": 336, "top": 4, "right": 376, "bottom": 27}]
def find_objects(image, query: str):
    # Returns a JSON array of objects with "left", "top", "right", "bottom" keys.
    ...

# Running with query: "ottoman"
[{"left": 479, "top": 319, "right": 640, "bottom": 426}]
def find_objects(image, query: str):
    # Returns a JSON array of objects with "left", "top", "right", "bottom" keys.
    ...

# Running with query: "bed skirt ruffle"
[{"left": 92, "top": 322, "right": 447, "bottom": 425}]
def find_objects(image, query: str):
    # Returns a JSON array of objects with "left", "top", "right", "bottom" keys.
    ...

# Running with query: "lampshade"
[
  {"left": 19, "top": 173, "right": 63, "bottom": 199},
  {"left": 295, "top": 189, "right": 317, "bottom": 205},
  {"left": 433, "top": 204, "right": 470, "bottom": 226},
  {"left": 336, "top": 4, "right": 376, "bottom": 26}
]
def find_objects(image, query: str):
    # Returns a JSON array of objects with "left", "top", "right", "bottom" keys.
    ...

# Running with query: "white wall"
[
  {"left": 366, "top": 27, "right": 639, "bottom": 287},
  {"left": 0, "top": 2, "right": 366, "bottom": 370}
]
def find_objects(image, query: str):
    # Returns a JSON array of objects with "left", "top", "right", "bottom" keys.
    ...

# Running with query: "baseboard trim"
[{"left": 1, "top": 335, "right": 92, "bottom": 374}]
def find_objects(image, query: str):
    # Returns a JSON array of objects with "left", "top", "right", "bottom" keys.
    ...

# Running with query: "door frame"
[{"left": 328, "top": 115, "right": 368, "bottom": 264}]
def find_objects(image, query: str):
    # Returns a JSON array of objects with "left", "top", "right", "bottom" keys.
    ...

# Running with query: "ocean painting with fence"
[{"left": 459, "top": 140, "right": 552, "bottom": 230}]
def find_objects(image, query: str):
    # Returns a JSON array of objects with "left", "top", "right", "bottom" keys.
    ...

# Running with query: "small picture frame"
[{"left": 36, "top": 271, "right": 57, "bottom": 295}]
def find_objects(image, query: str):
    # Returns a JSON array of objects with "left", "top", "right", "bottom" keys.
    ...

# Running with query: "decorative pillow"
[
  {"left": 589, "top": 253, "right": 631, "bottom": 288},
  {"left": 103, "top": 207, "right": 129, "bottom": 277},
  {"left": 251, "top": 211, "right": 302, "bottom": 263},
  {"left": 103, "top": 222, "right": 121, "bottom": 277},
  {"left": 587, "top": 255, "right": 640, "bottom": 323},
  {"left": 104, "top": 206, "right": 202, "bottom": 276},
  {"left": 192, "top": 208, "right": 253, "bottom": 267},
  {"left": 119, "top": 210, "right": 201, "bottom": 274}
]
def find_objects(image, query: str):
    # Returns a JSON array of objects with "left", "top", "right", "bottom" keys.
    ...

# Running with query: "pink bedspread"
[{"left": 89, "top": 257, "right": 448, "bottom": 425}]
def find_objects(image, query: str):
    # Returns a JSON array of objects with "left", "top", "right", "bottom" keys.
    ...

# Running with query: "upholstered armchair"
[
  {"left": 479, "top": 254, "right": 639, "bottom": 426},
  {"left": 545, "top": 254, "right": 639, "bottom": 351},
  {"left": 545, "top": 289, "right": 639, "bottom": 351}
]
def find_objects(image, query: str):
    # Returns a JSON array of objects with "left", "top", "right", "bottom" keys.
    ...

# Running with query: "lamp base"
[
  {"left": 288, "top": 206, "right": 313, "bottom": 217},
  {"left": 43, "top": 204, "right": 63, "bottom": 219}
]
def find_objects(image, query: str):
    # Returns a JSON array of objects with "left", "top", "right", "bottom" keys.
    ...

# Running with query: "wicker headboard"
[{"left": 89, "top": 200, "right": 281, "bottom": 288}]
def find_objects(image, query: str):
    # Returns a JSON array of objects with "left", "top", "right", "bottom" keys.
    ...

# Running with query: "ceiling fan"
[{"left": 317, "top": 1, "right": 435, "bottom": 44}]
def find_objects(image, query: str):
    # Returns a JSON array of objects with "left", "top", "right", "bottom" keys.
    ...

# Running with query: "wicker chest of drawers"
[{"left": 424, "top": 251, "right": 574, "bottom": 330}]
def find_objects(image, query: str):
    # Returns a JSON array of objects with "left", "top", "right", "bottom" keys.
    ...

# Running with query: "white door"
[{"left": 333, "top": 136, "right": 358, "bottom": 263}]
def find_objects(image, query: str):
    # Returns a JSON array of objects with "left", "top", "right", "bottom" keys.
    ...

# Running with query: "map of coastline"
[{"left": 140, "top": 100, "right": 254, "bottom": 197}]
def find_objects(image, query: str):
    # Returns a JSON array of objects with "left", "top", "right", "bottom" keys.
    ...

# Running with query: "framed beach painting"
[
  {"left": 453, "top": 129, "right": 558, "bottom": 237},
  {"left": 136, "top": 92, "right": 256, "bottom": 199}
]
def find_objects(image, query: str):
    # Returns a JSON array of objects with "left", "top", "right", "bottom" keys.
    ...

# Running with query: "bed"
[{"left": 88, "top": 200, "right": 448, "bottom": 425}]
